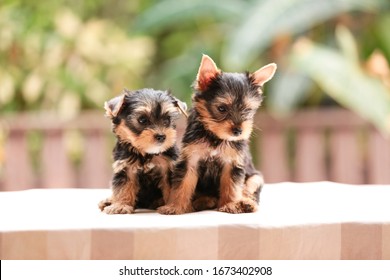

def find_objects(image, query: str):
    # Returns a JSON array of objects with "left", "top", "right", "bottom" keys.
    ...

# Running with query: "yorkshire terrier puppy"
[
  {"left": 158, "top": 55, "right": 277, "bottom": 215},
  {"left": 99, "top": 88, "right": 186, "bottom": 214}
]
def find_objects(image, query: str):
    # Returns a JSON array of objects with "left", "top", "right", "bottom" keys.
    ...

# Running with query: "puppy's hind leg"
[
  {"left": 243, "top": 173, "right": 264, "bottom": 204},
  {"left": 218, "top": 163, "right": 257, "bottom": 214}
]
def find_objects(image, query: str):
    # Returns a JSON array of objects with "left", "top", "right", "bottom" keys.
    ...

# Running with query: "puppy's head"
[
  {"left": 193, "top": 55, "right": 277, "bottom": 141},
  {"left": 105, "top": 88, "right": 186, "bottom": 155}
]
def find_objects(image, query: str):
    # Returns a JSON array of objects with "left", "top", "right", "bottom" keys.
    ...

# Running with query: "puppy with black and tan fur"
[
  {"left": 158, "top": 55, "right": 277, "bottom": 215},
  {"left": 99, "top": 88, "right": 186, "bottom": 214}
]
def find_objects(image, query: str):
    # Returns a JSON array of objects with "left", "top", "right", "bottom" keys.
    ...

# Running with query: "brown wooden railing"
[
  {"left": 255, "top": 108, "right": 390, "bottom": 184},
  {"left": 1, "top": 108, "right": 389, "bottom": 191}
]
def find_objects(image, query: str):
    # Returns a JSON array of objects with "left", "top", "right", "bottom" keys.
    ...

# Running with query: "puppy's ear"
[
  {"left": 172, "top": 98, "right": 188, "bottom": 118},
  {"left": 251, "top": 63, "right": 277, "bottom": 87},
  {"left": 104, "top": 94, "right": 125, "bottom": 118},
  {"left": 196, "top": 54, "right": 221, "bottom": 91}
]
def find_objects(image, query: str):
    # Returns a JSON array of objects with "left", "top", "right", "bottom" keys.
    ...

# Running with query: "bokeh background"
[{"left": 1, "top": 0, "right": 390, "bottom": 190}]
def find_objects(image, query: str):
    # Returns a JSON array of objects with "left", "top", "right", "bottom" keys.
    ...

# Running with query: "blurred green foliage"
[
  {"left": 1, "top": 0, "right": 390, "bottom": 133},
  {"left": 0, "top": 0, "right": 154, "bottom": 118}
]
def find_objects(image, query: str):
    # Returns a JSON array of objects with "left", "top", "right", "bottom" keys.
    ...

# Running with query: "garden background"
[{"left": 1, "top": 0, "right": 390, "bottom": 190}]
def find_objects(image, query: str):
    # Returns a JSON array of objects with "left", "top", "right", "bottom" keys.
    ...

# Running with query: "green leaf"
[
  {"left": 335, "top": 25, "right": 360, "bottom": 65},
  {"left": 223, "top": 0, "right": 388, "bottom": 69},
  {"left": 290, "top": 39, "right": 390, "bottom": 135},
  {"left": 133, "top": 0, "right": 247, "bottom": 34},
  {"left": 376, "top": 13, "right": 390, "bottom": 59}
]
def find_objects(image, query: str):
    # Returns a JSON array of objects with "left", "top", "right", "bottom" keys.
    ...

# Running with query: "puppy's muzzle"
[
  {"left": 232, "top": 126, "right": 242, "bottom": 136},
  {"left": 154, "top": 134, "right": 166, "bottom": 143}
]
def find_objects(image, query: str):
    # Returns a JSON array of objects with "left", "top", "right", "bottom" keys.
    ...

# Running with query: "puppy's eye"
[
  {"left": 217, "top": 105, "right": 227, "bottom": 113},
  {"left": 163, "top": 118, "right": 171, "bottom": 127},
  {"left": 138, "top": 116, "right": 148, "bottom": 125}
]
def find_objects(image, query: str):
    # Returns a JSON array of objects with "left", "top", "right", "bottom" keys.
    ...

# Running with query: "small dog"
[
  {"left": 99, "top": 88, "right": 186, "bottom": 214},
  {"left": 158, "top": 55, "right": 277, "bottom": 215}
]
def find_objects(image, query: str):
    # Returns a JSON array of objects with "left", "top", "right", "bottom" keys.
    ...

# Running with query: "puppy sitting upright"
[
  {"left": 158, "top": 55, "right": 276, "bottom": 215},
  {"left": 99, "top": 88, "right": 186, "bottom": 214}
]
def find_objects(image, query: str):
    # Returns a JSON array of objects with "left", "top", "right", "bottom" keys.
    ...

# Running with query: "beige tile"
[
  {"left": 382, "top": 224, "right": 390, "bottom": 260},
  {"left": 91, "top": 229, "right": 134, "bottom": 260},
  {"left": 47, "top": 230, "right": 91, "bottom": 259},
  {"left": 176, "top": 227, "right": 218, "bottom": 259},
  {"left": 218, "top": 225, "right": 259, "bottom": 259},
  {"left": 258, "top": 224, "right": 341, "bottom": 260},
  {"left": 0, "top": 232, "right": 2, "bottom": 259},
  {"left": 341, "top": 223, "right": 382, "bottom": 260},
  {"left": 2, "top": 231, "right": 48, "bottom": 259},
  {"left": 133, "top": 228, "right": 177, "bottom": 259}
]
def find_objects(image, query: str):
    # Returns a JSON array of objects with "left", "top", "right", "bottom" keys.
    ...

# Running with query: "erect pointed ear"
[
  {"left": 196, "top": 54, "right": 221, "bottom": 91},
  {"left": 104, "top": 94, "right": 125, "bottom": 118},
  {"left": 251, "top": 63, "right": 277, "bottom": 87}
]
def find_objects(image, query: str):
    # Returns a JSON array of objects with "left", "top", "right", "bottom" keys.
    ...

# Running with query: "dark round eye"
[
  {"left": 217, "top": 105, "right": 227, "bottom": 113},
  {"left": 138, "top": 116, "right": 148, "bottom": 125},
  {"left": 163, "top": 118, "right": 171, "bottom": 127}
]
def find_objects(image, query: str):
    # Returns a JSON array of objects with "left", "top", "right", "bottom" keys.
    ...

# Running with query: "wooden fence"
[
  {"left": 255, "top": 108, "right": 390, "bottom": 184},
  {"left": 0, "top": 108, "right": 389, "bottom": 191}
]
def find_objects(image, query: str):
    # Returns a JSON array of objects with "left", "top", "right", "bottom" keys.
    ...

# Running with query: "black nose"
[
  {"left": 232, "top": 127, "right": 242, "bottom": 136},
  {"left": 155, "top": 134, "right": 166, "bottom": 143}
]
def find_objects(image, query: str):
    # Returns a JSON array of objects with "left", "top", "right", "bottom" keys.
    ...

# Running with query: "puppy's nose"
[
  {"left": 232, "top": 127, "right": 242, "bottom": 136},
  {"left": 154, "top": 134, "right": 166, "bottom": 143}
]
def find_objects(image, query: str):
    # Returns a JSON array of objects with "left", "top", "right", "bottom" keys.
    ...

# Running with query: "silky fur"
[
  {"left": 99, "top": 88, "right": 185, "bottom": 214},
  {"left": 158, "top": 55, "right": 277, "bottom": 215}
]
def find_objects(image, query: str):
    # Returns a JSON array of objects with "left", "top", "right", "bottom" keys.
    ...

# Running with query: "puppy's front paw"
[
  {"left": 98, "top": 198, "right": 112, "bottom": 211},
  {"left": 158, "top": 204, "right": 189, "bottom": 215},
  {"left": 103, "top": 203, "right": 134, "bottom": 214},
  {"left": 192, "top": 196, "right": 218, "bottom": 211},
  {"left": 218, "top": 199, "right": 257, "bottom": 214},
  {"left": 238, "top": 199, "right": 258, "bottom": 213}
]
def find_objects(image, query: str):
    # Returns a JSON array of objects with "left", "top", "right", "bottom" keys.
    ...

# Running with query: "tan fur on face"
[
  {"left": 195, "top": 100, "right": 254, "bottom": 141},
  {"left": 133, "top": 99, "right": 179, "bottom": 117},
  {"left": 195, "top": 100, "right": 224, "bottom": 136},
  {"left": 114, "top": 120, "right": 176, "bottom": 155},
  {"left": 216, "top": 119, "right": 254, "bottom": 141},
  {"left": 195, "top": 100, "right": 233, "bottom": 140},
  {"left": 133, "top": 106, "right": 151, "bottom": 115},
  {"left": 114, "top": 120, "right": 138, "bottom": 144},
  {"left": 240, "top": 119, "right": 254, "bottom": 140},
  {"left": 135, "top": 128, "right": 176, "bottom": 154}
]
